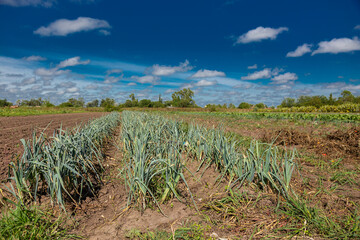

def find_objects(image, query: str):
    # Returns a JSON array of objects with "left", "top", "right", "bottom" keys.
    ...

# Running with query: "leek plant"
[
  {"left": 6, "top": 112, "right": 120, "bottom": 209},
  {"left": 120, "top": 111, "right": 296, "bottom": 213},
  {"left": 120, "top": 111, "right": 195, "bottom": 213}
]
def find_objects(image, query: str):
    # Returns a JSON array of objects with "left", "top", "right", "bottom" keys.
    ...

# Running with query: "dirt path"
[{"left": 0, "top": 112, "right": 107, "bottom": 181}]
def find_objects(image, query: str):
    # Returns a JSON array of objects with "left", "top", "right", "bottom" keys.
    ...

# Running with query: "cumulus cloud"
[
  {"left": 34, "top": 56, "right": 89, "bottom": 81},
  {"left": 241, "top": 68, "right": 272, "bottom": 80},
  {"left": 195, "top": 79, "right": 217, "bottom": 87},
  {"left": 5, "top": 73, "right": 24, "bottom": 77},
  {"left": 312, "top": 37, "right": 360, "bottom": 55},
  {"left": 34, "top": 17, "right": 111, "bottom": 37},
  {"left": 286, "top": 44, "right": 312, "bottom": 57},
  {"left": 149, "top": 60, "right": 192, "bottom": 76},
  {"left": 0, "top": 0, "right": 55, "bottom": 7},
  {"left": 355, "top": 25, "right": 360, "bottom": 30},
  {"left": 23, "top": 55, "right": 47, "bottom": 61},
  {"left": 35, "top": 67, "right": 69, "bottom": 78},
  {"left": 235, "top": 26, "right": 288, "bottom": 44},
  {"left": 57, "top": 56, "right": 90, "bottom": 68},
  {"left": 99, "top": 29, "right": 111, "bottom": 36},
  {"left": 247, "top": 64, "right": 257, "bottom": 69},
  {"left": 131, "top": 75, "right": 159, "bottom": 84},
  {"left": 190, "top": 69, "right": 225, "bottom": 78},
  {"left": 104, "top": 69, "right": 123, "bottom": 84},
  {"left": 271, "top": 72, "right": 298, "bottom": 84},
  {"left": 21, "top": 77, "right": 36, "bottom": 85},
  {"left": 66, "top": 87, "right": 79, "bottom": 93},
  {"left": 104, "top": 76, "right": 122, "bottom": 84}
]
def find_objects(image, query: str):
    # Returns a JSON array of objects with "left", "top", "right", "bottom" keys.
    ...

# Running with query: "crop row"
[
  {"left": 180, "top": 111, "right": 360, "bottom": 122},
  {"left": 7, "top": 112, "right": 120, "bottom": 208},
  {"left": 261, "top": 103, "right": 360, "bottom": 113},
  {"left": 120, "top": 111, "right": 296, "bottom": 212}
]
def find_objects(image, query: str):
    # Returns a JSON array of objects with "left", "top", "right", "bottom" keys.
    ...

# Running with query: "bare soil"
[{"left": 0, "top": 112, "right": 107, "bottom": 181}]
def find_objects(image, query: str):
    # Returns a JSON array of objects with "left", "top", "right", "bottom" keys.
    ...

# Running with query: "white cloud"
[
  {"left": 104, "top": 68, "right": 123, "bottom": 83},
  {"left": 106, "top": 69, "right": 122, "bottom": 75},
  {"left": 247, "top": 64, "right": 257, "bottom": 69},
  {"left": 23, "top": 55, "right": 47, "bottom": 61},
  {"left": 35, "top": 67, "right": 69, "bottom": 77},
  {"left": 355, "top": 25, "right": 360, "bottom": 30},
  {"left": 104, "top": 76, "right": 122, "bottom": 84},
  {"left": 150, "top": 60, "right": 192, "bottom": 76},
  {"left": 286, "top": 44, "right": 312, "bottom": 57},
  {"left": 21, "top": 77, "right": 36, "bottom": 85},
  {"left": 66, "top": 87, "right": 79, "bottom": 93},
  {"left": 34, "top": 17, "right": 111, "bottom": 36},
  {"left": 241, "top": 68, "right": 272, "bottom": 80},
  {"left": 190, "top": 69, "right": 225, "bottom": 78},
  {"left": 235, "top": 26, "right": 288, "bottom": 44},
  {"left": 127, "top": 82, "right": 137, "bottom": 86},
  {"left": 132, "top": 75, "right": 159, "bottom": 84},
  {"left": 0, "top": 0, "right": 55, "bottom": 7},
  {"left": 271, "top": 72, "right": 298, "bottom": 84},
  {"left": 312, "top": 37, "right": 360, "bottom": 55},
  {"left": 99, "top": 29, "right": 111, "bottom": 36},
  {"left": 195, "top": 79, "right": 217, "bottom": 87},
  {"left": 57, "top": 56, "right": 90, "bottom": 68}
]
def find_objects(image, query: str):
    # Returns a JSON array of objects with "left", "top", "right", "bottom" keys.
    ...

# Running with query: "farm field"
[
  {"left": 0, "top": 110, "right": 359, "bottom": 239},
  {"left": 0, "top": 112, "right": 107, "bottom": 181},
  {"left": 0, "top": 107, "right": 104, "bottom": 117}
]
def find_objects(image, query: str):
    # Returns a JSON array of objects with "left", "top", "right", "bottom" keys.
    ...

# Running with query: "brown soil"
[
  {"left": 262, "top": 127, "right": 360, "bottom": 161},
  {"left": 0, "top": 112, "right": 107, "bottom": 181}
]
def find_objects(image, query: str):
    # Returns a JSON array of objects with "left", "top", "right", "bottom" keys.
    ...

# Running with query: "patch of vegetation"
[
  {"left": 0, "top": 204, "right": 78, "bottom": 240},
  {"left": 125, "top": 223, "right": 212, "bottom": 240}
]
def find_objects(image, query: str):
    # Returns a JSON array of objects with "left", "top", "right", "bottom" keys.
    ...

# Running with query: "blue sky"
[{"left": 0, "top": 0, "right": 360, "bottom": 106}]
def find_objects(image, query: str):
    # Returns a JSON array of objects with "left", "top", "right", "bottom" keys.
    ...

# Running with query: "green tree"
[
  {"left": 139, "top": 99, "right": 153, "bottom": 108},
  {"left": 339, "top": 90, "right": 355, "bottom": 103},
  {"left": 228, "top": 103, "right": 236, "bottom": 109},
  {"left": 238, "top": 102, "right": 252, "bottom": 109},
  {"left": 171, "top": 88, "right": 195, "bottom": 107},
  {"left": 86, "top": 99, "right": 99, "bottom": 108},
  {"left": 279, "top": 98, "right": 296, "bottom": 108},
  {"left": 59, "top": 98, "right": 84, "bottom": 108},
  {"left": 0, "top": 99, "right": 12, "bottom": 107},
  {"left": 255, "top": 103, "right": 267, "bottom": 109},
  {"left": 100, "top": 98, "right": 116, "bottom": 111}
]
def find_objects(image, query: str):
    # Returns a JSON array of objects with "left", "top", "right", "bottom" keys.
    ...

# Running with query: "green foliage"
[
  {"left": 0, "top": 99, "right": 12, "bottom": 107},
  {"left": 86, "top": 99, "right": 99, "bottom": 108},
  {"left": 139, "top": 99, "right": 153, "bottom": 108},
  {"left": 100, "top": 98, "right": 116, "bottom": 111},
  {"left": 279, "top": 98, "right": 296, "bottom": 108},
  {"left": 277, "top": 90, "right": 360, "bottom": 110},
  {"left": 19, "top": 98, "right": 46, "bottom": 107},
  {"left": 255, "top": 103, "right": 267, "bottom": 109},
  {"left": 125, "top": 223, "right": 212, "bottom": 240},
  {"left": 0, "top": 204, "right": 77, "bottom": 240},
  {"left": 199, "top": 111, "right": 360, "bottom": 122},
  {"left": 238, "top": 102, "right": 252, "bottom": 109},
  {"left": 0, "top": 107, "right": 102, "bottom": 117},
  {"left": 282, "top": 196, "right": 360, "bottom": 238},
  {"left": 120, "top": 112, "right": 196, "bottom": 213},
  {"left": 7, "top": 113, "right": 120, "bottom": 208},
  {"left": 171, "top": 88, "right": 195, "bottom": 107},
  {"left": 58, "top": 98, "right": 84, "bottom": 108}
]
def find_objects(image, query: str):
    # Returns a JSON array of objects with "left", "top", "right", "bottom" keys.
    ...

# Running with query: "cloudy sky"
[{"left": 0, "top": 0, "right": 359, "bottom": 106}]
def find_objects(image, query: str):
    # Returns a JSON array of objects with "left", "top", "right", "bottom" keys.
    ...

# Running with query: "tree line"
[{"left": 1, "top": 89, "right": 359, "bottom": 110}]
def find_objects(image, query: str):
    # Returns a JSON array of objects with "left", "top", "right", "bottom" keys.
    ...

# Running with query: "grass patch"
[
  {"left": 0, "top": 204, "right": 78, "bottom": 240},
  {"left": 125, "top": 223, "right": 212, "bottom": 240},
  {"left": 0, "top": 107, "right": 104, "bottom": 117}
]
